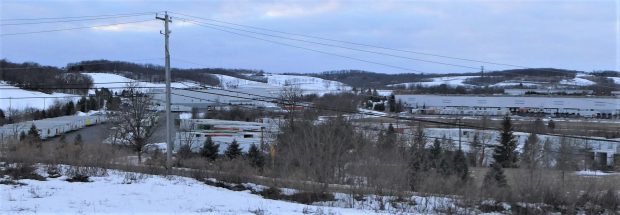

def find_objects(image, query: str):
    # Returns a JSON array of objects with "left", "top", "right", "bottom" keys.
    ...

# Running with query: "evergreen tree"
[
  {"left": 547, "top": 119, "right": 556, "bottom": 130},
  {"left": 388, "top": 94, "right": 396, "bottom": 112},
  {"left": 27, "top": 124, "right": 39, "bottom": 139},
  {"left": 19, "top": 131, "right": 26, "bottom": 141},
  {"left": 430, "top": 138, "right": 442, "bottom": 162},
  {"left": 452, "top": 150, "right": 469, "bottom": 181},
  {"left": 483, "top": 162, "right": 508, "bottom": 188},
  {"left": 200, "top": 136, "right": 219, "bottom": 161},
  {"left": 64, "top": 101, "right": 75, "bottom": 116},
  {"left": 247, "top": 144, "right": 265, "bottom": 170},
  {"left": 0, "top": 108, "right": 4, "bottom": 125},
  {"left": 493, "top": 117, "right": 519, "bottom": 168},
  {"left": 225, "top": 139, "right": 242, "bottom": 159}
]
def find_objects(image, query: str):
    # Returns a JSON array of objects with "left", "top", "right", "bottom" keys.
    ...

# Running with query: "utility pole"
[
  {"left": 156, "top": 11, "right": 173, "bottom": 169},
  {"left": 458, "top": 118, "right": 462, "bottom": 151}
]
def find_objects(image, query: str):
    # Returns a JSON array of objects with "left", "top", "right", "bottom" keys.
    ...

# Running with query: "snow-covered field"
[
  {"left": 83, "top": 73, "right": 200, "bottom": 94},
  {"left": 216, "top": 73, "right": 351, "bottom": 96},
  {"left": 609, "top": 77, "right": 620, "bottom": 85},
  {"left": 1, "top": 166, "right": 384, "bottom": 214},
  {"left": 559, "top": 77, "right": 596, "bottom": 86},
  {"left": 387, "top": 76, "right": 477, "bottom": 88},
  {"left": 0, "top": 82, "right": 79, "bottom": 110}
]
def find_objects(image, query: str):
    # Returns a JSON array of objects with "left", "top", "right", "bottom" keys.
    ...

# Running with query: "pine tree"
[
  {"left": 225, "top": 139, "right": 242, "bottom": 159},
  {"left": 27, "top": 124, "right": 39, "bottom": 139},
  {"left": 0, "top": 108, "right": 4, "bottom": 125},
  {"left": 430, "top": 138, "right": 442, "bottom": 162},
  {"left": 247, "top": 144, "right": 265, "bottom": 170},
  {"left": 452, "top": 150, "right": 469, "bottom": 181},
  {"left": 388, "top": 94, "right": 396, "bottom": 112},
  {"left": 493, "top": 117, "right": 519, "bottom": 168},
  {"left": 19, "top": 131, "right": 26, "bottom": 141},
  {"left": 483, "top": 162, "right": 508, "bottom": 188},
  {"left": 200, "top": 136, "right": 219, "bottom": 161},
  {"left": 547, "top": 119, "right": 555, "bottom": 130}
]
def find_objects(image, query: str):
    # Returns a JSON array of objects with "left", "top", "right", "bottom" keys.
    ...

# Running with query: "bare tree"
[
  {"left": 279, "top": 86, "right": 304, "bottom": 130},
  {"left": 113, "top": 82, "right": 159, "bottom": 163}
]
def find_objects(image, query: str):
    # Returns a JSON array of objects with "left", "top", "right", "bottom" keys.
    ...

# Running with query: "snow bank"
[{"left": 1, "top": 167, "right": 382, "bottom": 214}]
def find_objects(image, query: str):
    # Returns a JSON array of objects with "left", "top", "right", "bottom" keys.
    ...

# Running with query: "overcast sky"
[{"left": 1, "top": 0, "right": 618, "bottom": 74}]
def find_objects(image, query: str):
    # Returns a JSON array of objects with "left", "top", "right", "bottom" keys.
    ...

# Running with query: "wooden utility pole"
[{"left": 156, "top": 11, "right": 173, "bottom": 168}]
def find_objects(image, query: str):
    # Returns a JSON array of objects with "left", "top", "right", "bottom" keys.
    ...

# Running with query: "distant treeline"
[
  {"left": 67, "top": 60, "right": 268, "bottom": 86},
  {"left": 309, "top": 68, "right": 582, "bottom": 88},
  {"left": 0, "top": 59, "right": 93, "bottom": 95}
]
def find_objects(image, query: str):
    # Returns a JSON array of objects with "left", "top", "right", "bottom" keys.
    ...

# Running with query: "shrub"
[{"left": 1, "top": 163, "right": 46, "bottom": 181}]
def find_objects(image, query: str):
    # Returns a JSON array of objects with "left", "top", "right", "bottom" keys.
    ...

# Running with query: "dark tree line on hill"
[
  {"left": 311, "top": 68, "right": 586, "bottom": 88},
  {"left": 67, "top": 59, "right": 266, "bottom": 86},
  {"left": 1, "top": 59, "right": 93, "bottom": 94}
]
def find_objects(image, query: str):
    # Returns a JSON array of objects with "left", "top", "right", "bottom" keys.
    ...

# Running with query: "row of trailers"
[{"left": 0, "top": 114, "right": 107, "bottom": 142}]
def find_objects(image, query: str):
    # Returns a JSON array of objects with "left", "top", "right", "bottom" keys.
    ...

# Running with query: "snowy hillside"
[
  {"left": 387, "top": 76, "right": 477, "bottom": 88},
  {"left": 609, "top": 77, "right": 620, "bottom": 85},
  {"left": 0, "top": 166, "right": 383, "bottom": 214},
  {"left": 83, "top": 73, "right": 200, "bottom": 94},
  {"left": 215, "top": 73, "right": 351, "bottom": 95},
  {"left": 559, "top": 77, "right": 596, "bottom": 86},
  {"left": 0, "top": 82, "right": 78, "bottom": 110}
]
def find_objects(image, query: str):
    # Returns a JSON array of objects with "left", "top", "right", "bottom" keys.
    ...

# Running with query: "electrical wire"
[
  {"left": 1, "top": 13, "right": 155, "bottom": 26},
  {"left": 0, "top": 19, "right": 154, "bottom": 37}
]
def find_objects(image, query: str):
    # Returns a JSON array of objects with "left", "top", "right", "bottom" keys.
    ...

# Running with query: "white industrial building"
[
  {"left": 395, "top": 94, "right": 620, "bottom": 118},
  {"left": 175, "top": 118, "right": 280, "bottom": 153},
  {"left": 0, "top": 114, "right": 107, "bottom": 141}
]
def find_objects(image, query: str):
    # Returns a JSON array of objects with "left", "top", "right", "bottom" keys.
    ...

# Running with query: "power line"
[
  {"left": 173, "top": 16, "right": 479, "bottom": 71},
  {"left": 0, "top": 11, "right": 161, "bottom": 21},
  {"left": 0, "top": 19, "right": 154, "bottom": 37},
  {"left": 168, "top": 11, "right": 544, "bottom": 70},
  {"left": 176, "top": 19, "right": 426, "bottom": 73},
  {"left": 1, "top": 13, "right": 155, "bottom": 26}
]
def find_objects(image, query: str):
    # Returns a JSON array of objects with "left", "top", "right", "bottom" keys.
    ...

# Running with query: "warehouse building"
[
  {"left": 395, "top": 94, "right": 620, "bottom": 118},
  {"left": 0, "top": 114, "right": 107, "bottom": 142}
]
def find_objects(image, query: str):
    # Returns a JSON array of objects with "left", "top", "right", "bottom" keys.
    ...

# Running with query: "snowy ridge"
[
  {"left": 559, "top": 77, "right": 595, "bottom": 86},
  {"left": 215, "top": 73, "right": 351, "bottom": 95},
  {"left": 83, "top": 73, "right": 200, "bottom": 94},
  {"left": 387, "top": 76, "right": 477, "bottom": 88},
  {"left": 0, "top": 82, "right": 78, "bottom": 110}
]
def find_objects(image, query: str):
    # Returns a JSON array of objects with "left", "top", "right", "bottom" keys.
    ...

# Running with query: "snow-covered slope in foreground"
[
  {"left": 0, "top": 82, "right": 78, "bottom": 110},
  {"left": 1, "top": 168, "right": 379, "bottom": 214}
]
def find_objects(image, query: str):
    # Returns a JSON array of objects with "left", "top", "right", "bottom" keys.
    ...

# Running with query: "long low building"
[
  {"left": 395, "top": 94, "right": 620, "bottom": 118},
  {"left": 0, "top": 114, "right": 107, "bottom": 141}
]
